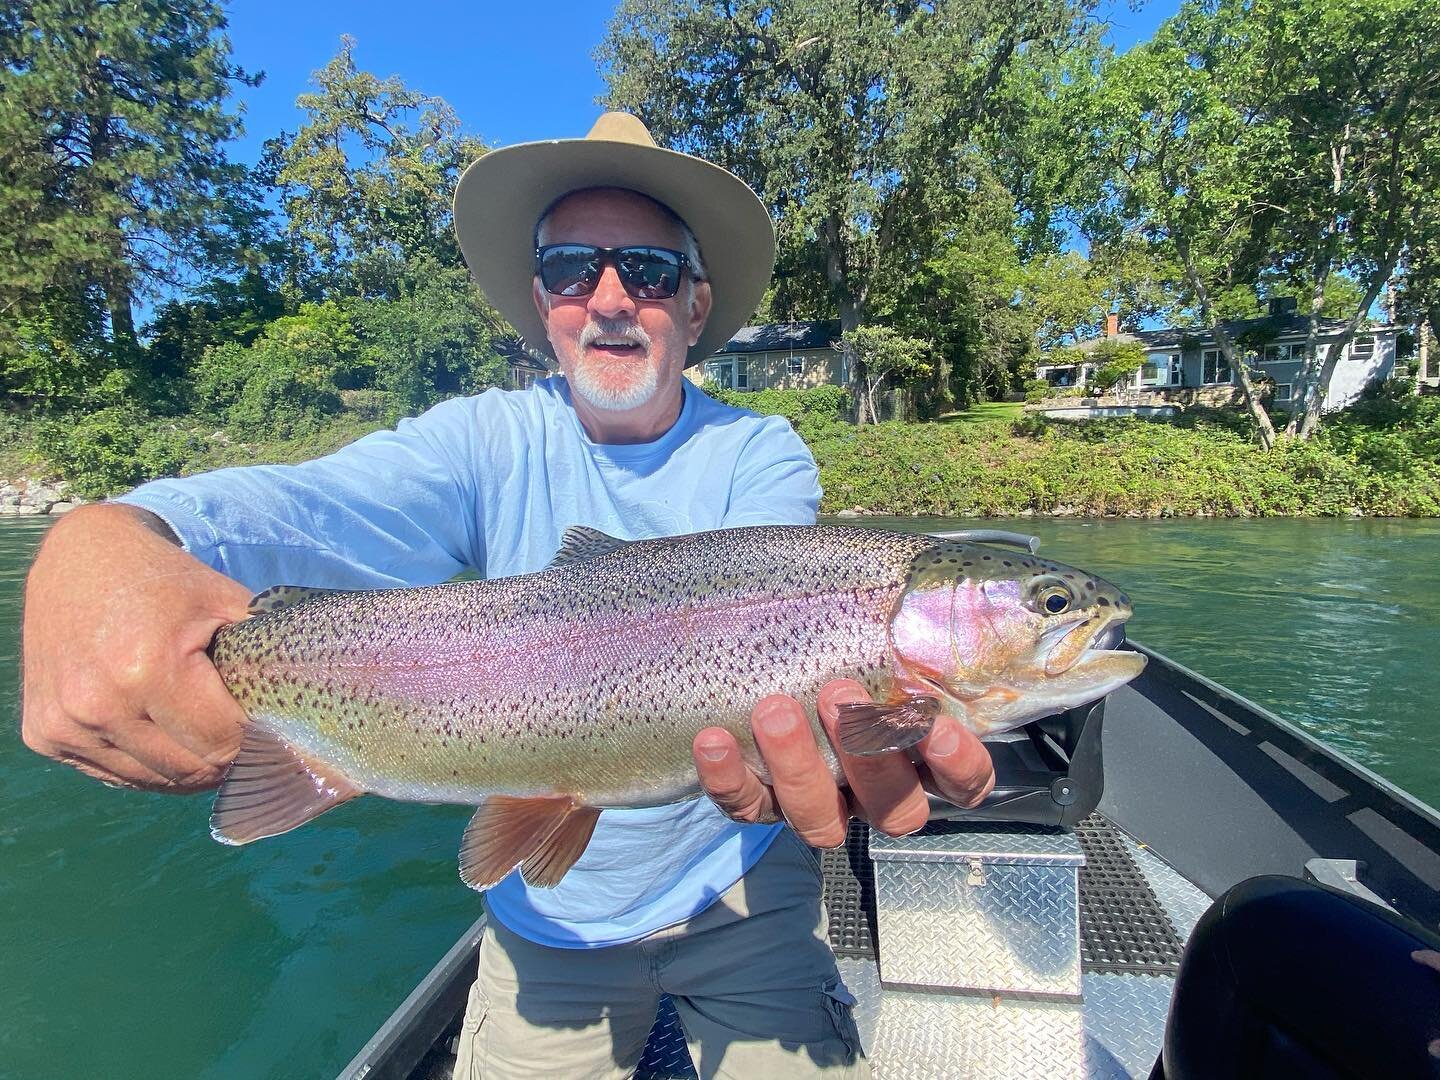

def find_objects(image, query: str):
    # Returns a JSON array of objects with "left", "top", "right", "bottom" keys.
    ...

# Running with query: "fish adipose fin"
[
  {"left": 547, "top": 526, "right": 632, "bottom": 569},
  {"left": 210, "top": 726, "right": 362, "bottom": 845},
  {"left": 459, "top": 795, "right": 596, "bottom": 891},
  {"left": 836, "top": 695, "right": 941, "bottom": 756},
  {"left": 247, "top": 584, "right": 338, "bottom": 615}
]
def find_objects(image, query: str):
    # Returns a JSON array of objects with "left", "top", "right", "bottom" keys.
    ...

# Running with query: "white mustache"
[{"left": 580, "top": 318, "right": 651, "bottom": 351}]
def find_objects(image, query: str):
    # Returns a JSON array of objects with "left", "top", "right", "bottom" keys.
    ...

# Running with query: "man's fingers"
[
  {"left": 694, "top": 728, "right": 779, "bottom": 824},
  {"left": 103, "top": 718, "right": 229, "bottom": 791},
  {"left": 54, "top": 745, "right": 176, "bottom": 791},
  {"left": 751, "top": 695, "right": 849, "bottom": 848},
  {"left": 145, "top": 655, "right": 248, "bottom": 769},
  {"left": 916, "top": 714, "right": 995, "bottom": 808},
  {"left": 818, "top": 681, "right": 930, "bottom": 838}
]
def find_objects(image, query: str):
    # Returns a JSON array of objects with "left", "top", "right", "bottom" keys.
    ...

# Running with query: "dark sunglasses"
[{"left": 535, "top": 244, "right": 690, "bottom": 300}]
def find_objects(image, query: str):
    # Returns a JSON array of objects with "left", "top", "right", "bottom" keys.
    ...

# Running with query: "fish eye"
[{"left": 1040, "top": 586, "right": 1072, "bottom": 614}]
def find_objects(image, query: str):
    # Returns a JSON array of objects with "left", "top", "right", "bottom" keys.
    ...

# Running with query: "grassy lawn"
[{"left": 938, "top": 400, "right": 1025, "bottom": 424}]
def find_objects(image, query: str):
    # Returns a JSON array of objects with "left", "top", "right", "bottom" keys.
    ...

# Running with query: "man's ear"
[{"left": 687, "top": 281, "right": 713, "bottom": 347}]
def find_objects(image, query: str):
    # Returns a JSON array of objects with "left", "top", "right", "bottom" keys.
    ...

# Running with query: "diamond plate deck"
[
  {"left": 1082, "top": 973, "right": 1176, "bottom": 1079},
  {"left": 872, "top": 991, "right": 1085, "bottom": 1079}
]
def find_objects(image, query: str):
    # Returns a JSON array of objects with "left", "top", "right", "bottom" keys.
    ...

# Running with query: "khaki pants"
[{"left": 453, "top": 828, "right": 869, "bottom": 1079}]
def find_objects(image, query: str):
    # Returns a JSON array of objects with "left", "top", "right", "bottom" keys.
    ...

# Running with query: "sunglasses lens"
[
  {"left": 616, "top": 248, "right": 683, "bottom": 299},
  {"left": 537, "top": 246, "right": 685, "bottom": 300},
  {"left": 538, "top": 246, "right": 601, "bottom": 296}
]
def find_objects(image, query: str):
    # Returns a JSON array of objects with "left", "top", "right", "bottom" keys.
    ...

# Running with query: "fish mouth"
[{"left": 1040, "top": 615, "right": 1132, "bottom": 676}]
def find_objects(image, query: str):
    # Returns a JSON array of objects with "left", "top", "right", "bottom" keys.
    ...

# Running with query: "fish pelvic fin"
[
  {"left": 546, "top": 526, "right": 631, "bottom": 569},
  {"left": 836, "top": 695, "right": 941, "bottom": 756},
  {"left": 459, "top": 795, "right": 594, "bottom": 891},
  {"left": 247, "top": 584, "right": 338, "bottom": 615},
  {"left": 520, "top": 806, "right": 602, "bottom": 888},
  {"left": 210, "top": 725, "right": 362, "bottom": 845}
]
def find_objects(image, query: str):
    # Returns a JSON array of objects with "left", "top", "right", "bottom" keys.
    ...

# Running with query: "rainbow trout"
[{"left": 208, "top": 524, "right": 1145, "bottom": 890}]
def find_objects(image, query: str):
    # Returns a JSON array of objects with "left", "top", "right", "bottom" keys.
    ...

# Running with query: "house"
[
  {"left": 493, "top": 337, "right": 552, "bottom": 390},
  {"left": 685, "top": 320, "right": 844, "bottom": 391},
  {"left": 1035, "top": 299, "right": 1398, "bottom": 415}
]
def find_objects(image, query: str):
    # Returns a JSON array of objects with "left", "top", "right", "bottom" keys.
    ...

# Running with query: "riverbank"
[{"left": 7, "top": 383, "right": 1439, "bottom": 517}]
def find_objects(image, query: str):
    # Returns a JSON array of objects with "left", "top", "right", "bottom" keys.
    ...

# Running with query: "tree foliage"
[{"left": 0, "top": 0, "right": 263, "bottom": 364}]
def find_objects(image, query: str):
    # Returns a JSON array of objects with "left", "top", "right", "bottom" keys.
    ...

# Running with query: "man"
[{"left": 21, "top": 113, "right": 994, "bottom": 1077}]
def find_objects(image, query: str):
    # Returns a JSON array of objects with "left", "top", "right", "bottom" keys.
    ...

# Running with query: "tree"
[
  {"left": 837, "top": 326, "right": 934, "bottom": 425},
  {"left": 1261, "top": 0, "right": 1440, "bottom": 437},
  {"left": 0, "top": 0, "right": 262, "bottom": 365},
  {"left": 1087, "top": 1, "right": 1286, "bottom": 448},
  {"left": 599, "top": 0, "right": 1102, "bottom": 337},
  {"left": 263, "top": 36, "right": 486, "bottom": 300}
]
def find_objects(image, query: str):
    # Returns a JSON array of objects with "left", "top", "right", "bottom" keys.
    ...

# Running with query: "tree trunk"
[
  {"left": 1179, "top": 247, "right": 1277, "bottom": 450},
  {"left": 1296, "top": 248, "right": 1400, "bottom": 439},
  {"left": 1419, "top": 320, "right": 1431, "bottom": 389},
  {"left": 1285, "top": 265, "right": 1331, "bottom": 437}
]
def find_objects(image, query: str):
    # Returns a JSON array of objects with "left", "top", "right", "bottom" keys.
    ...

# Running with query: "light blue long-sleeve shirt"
[{"left": 118, "top": 376, "right": 821, "bottom": 947}]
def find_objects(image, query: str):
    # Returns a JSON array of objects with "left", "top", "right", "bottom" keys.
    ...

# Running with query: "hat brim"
[{"left": 453, "top": 138, "right": 775, "bottom": 369}]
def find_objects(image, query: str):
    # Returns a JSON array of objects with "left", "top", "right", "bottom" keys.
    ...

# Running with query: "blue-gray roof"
[
  {"left": 715, "top": 321, "right": 841, "bottom": 354},
  {"left": 1131, "top": 313, "right": 1356, "bottom": 349}
]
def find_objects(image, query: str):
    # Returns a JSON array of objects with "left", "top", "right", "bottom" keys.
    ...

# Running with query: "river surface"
[{"left": 1, "top": 515, "right": 1437, "bottom": 1078}]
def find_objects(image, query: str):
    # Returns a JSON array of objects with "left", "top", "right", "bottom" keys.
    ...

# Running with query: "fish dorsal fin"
[
  {"left": 248, "top": 584, "right": 337, "bottom": 615},
  {"left": 458, "top": 795, "right": 593, "bottom": 891},
  {"left": 210, "top": 725, "right": 362, "bottom": 845},
  {"left": 546, "top": 526, "right": 631, "bottom": 569}
]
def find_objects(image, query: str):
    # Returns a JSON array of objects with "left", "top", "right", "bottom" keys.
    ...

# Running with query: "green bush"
[
  {"left": 1023, "top": 378, "right": 1051, "bottom": 404},
  {"left": 701, "top": 384, "right": 851, "bottom": 436},
  {"left": 35, "top": 406, "right": 209, "bottom": 499}
]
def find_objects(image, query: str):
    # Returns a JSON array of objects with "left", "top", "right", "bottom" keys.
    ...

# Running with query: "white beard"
[{"left": 568, "top": 358, "right": 660, "bottom": 412}]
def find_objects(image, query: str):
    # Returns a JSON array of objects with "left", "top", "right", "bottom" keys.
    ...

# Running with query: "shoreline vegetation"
[{"left": 4, "top": 383, "right": 1438, "bottom": 520}]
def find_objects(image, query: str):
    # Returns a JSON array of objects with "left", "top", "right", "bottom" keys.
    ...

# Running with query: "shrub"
[
  {"left": 35, "top": 406, "right": 209, "bottom": 499},
  {"left": 701, "top": 384, "right": 851, "bottom": 437}
]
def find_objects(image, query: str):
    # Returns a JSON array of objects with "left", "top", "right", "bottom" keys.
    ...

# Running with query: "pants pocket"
[
  {"left": 785, "top": 827, "right": 826, "bottom": 886},
  {"left": 821, "top": 977, "right": 863, "bottom": 1061},
  {"left": 451, "top": 978, "right": 488, "bottom": 1080}
]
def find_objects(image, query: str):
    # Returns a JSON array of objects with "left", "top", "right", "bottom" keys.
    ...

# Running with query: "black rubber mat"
[
  {"left": 1075, "top": 814, "right": 1186, "bottom": 975},
  {"left": 820, "top": 820, "right": 879, "bottom": 959}
]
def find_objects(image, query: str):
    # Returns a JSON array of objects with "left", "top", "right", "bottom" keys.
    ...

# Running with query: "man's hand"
[
  {"left": 20, "top": 504, "right": 253, "bottom": 792},
  {"left": 693, "top": 679, "right": 996, "bottom": 847}
]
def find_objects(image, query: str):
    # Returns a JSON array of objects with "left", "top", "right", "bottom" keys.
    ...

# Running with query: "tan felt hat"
[{"left": 453, "top": 112, "right": 775, "bottom": 368}]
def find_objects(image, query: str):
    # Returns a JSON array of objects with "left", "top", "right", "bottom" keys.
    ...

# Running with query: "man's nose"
[{"left": 587, "top": 264, "right": 637, "bottom": 318}]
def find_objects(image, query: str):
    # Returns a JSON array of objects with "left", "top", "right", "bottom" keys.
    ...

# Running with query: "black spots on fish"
[{"left": 1097, "top": 597, "right": 1111, "bottom": 607}]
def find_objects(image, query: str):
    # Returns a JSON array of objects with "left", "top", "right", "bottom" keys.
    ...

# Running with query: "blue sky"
[{"left": 222, "top": 0, "right": 1180, "bottom": 167}]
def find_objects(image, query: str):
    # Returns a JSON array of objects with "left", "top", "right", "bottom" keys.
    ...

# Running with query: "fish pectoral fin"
[
  {"left": 835, "top": 695, "right": 941, "bottom": 756},
  {"left": 458, "top": 795, "right": 580, "bottom": 891},
  {"left": 520, "top": 806, "right": 602, "bottom": 888},
  {"left": 247, "top": 584, "right": 338, "bottom": 615},
  {"left": 210, "top": 725, "right": 362, "bottom": 845},
  {"left": 546, "top": 526, "right": 632, "bottom": 569}
]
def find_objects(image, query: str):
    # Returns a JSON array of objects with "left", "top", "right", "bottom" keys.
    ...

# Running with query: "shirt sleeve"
[
  {"left": 114, "top": 396, "right": 483, "bottom": 593},
  {"left": 721, "top": 415, "right": 822, "bottom": 528}
]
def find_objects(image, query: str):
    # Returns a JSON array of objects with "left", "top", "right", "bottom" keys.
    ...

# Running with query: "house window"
[
  {"left": 1274, "top": 383, "right": 1292, "bottom": 401},
  {"left": 736, "top": 358, "right": 749, "bottom": 390},
  {"left": 1350, "top": 335, "right": 1375, "bottom": 360},
  {"left": 1141, "top": 352, "right": 1181, "bottom": 387},
  {"left": 787, "top": 355, "right": 804, "bottom": 376},
  {"left": 1262, "top": 342, "right": 1308, "bottom": 364},
  {"left": 707, "top": 360, "right": 734, "bottom": 389},
  {"left": 1202, "top": 349, "right": 1232, "bottom": 385}
]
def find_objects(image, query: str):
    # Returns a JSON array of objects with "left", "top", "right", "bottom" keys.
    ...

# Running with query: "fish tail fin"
[
  {"left": 210, "top": 725, "right": 362, "bottom": 845},
  {"left": 458, "top": 796, "right": 599, "bottom": 891},
  {"left": 835, "top": 695, "right": 941, "bottom": 756}
]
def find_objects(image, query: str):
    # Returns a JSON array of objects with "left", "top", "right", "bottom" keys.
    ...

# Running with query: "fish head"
[{"left": 886, "top": 542, "right": 1146, "bottom": 735}]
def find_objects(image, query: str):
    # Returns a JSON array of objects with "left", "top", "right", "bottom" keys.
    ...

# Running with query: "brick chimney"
[{"left": 1105, "top": 312, "right": 1120, "bottom": 338}]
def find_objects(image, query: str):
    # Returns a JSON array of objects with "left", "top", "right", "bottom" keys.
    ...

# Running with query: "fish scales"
[{"left": 211, "top": 525, "right": 932, "bottom": 806}]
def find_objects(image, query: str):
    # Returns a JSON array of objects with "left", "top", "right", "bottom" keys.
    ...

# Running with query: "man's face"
[{"left": 533, "top": 189, "right": 711, "bottom": 415}]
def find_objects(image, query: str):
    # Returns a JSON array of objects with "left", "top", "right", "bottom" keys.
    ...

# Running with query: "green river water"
[{"left": 2, "top": 515, "right": 1438, "bottom": 1078}]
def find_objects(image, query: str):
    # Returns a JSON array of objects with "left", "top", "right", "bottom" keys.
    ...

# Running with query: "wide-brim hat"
[{"left": 453, "top": 112, "right": 775, "bottom": 369}]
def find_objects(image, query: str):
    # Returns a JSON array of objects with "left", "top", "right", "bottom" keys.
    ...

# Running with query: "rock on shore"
[{"left": 0, "top": 478, "right": 85, "bottom": 516}]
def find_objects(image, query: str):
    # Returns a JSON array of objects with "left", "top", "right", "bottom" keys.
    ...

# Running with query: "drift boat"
[{"left": 336, "top": 637, "right": 1440, "bottom": 1079}]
